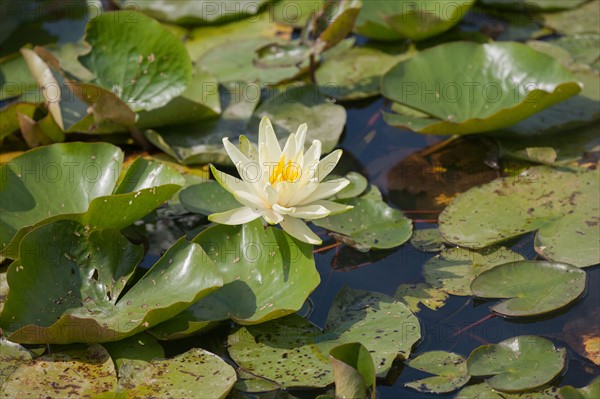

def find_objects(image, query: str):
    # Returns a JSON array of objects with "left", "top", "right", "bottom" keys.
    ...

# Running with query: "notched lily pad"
[
  {"left": 438, "top": 166, "right": 600, "bottom": 267},
  {"left": 456, "top": 383, "right": 561, "bottom": 399},
  {"left": 227, "top": 287, "right": 420, "bottom": 388},
  {"left": 467, "top": 335, "right": 566, "bottom": 392},
  {"left": 471, "top": 260, "right": 587, "bottom": 317},
  {"left": 410, "top": 228, "right": 447, "bottom": 252},
  {"left": 0, "top": 337, "right": 36, "bottom": 386},
  {"left": 330, "top": 342, "right": 376, "bottom": 399},
  {"left": 405, "top": 351, "right": 470, "bottom": 393},
  {"left": 394, "top": 283, "right": 449, "bottom": 313},
  {"left": 559, "top": 376, "right": 600, "bottom": 399},
  {"left": 179, "top": 180, "right": 240, "bottom": 216}
]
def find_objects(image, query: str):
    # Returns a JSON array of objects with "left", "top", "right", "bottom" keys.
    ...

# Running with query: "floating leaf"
[
  {"left": 382, "top": 42, "right": 581, "bottom": 135},
  {"left": 394, "top": 283, "right": 448, "bottom": 313},
  {"left": 117, "top": 348, "right": 236, "bottom": 399},
  {"left": 330, "top": 342, "right": 376, "bottom": 399},
  {"left": 405, "top": 351, "right": 470, "bottom": 393},
  {"left": 456, "top": 383, "right": 561, "bottom": 399},
  {"left": 249, "top": 84, "right": 346, "bottom": 153},
  {"left": 79, "top": 11, "right": 192, "bottom": 111},
  {"left": 0, "top": 52, "right": 38, "bottom": 101},
  {"left": 273, "top": 0, "right": 325, "bottom": 27},
  {"left": 467, "top": 336, "right": 566, "bottom": 392},
  {"left": 333, "top": 172, "right": 369, "bottom": 199},
  {"left": 149, "top": 220, "right": 318, "bottom": 339},
  {"left": 480, "top": 0, "right": 588, "bottom": 10},
  {"left": 471, "top": 260, "right": 587, "bottom": 317},
  {"left": 438, "top": 166, "right": 600, "bottom": 267},
  {"left": 559, "top": 376, "right": 600, "bottom": 399},
  {"left": 316, "top": 47, "right": 407, "bottom": 100},
  {"left": 233, "top": 369, "right": 280, "bottom": 393},
  {"left": 0, "top": 220, "right": 223, "bottom": 344},
  {"left": 424, "top": 247, "right": 525, "bottom": 296},
  {"left": 0, "top": 142, "right": 184, "bottom": 259},
  {"left": 410, "top": 228, "right": 447, "bottom": 252},
  {"left": 0, "top": 337, "right": 36, "bottom": 386},
  {"left": 0, "top": 344, "right": 117, "bottom": 398},
  {"left": 179, "top": 180, "right": 239, "bottom": 216},
  {"left": 103, "top": 333, "right": 165, "bottom": 372},
  {"left": 354, "top": 0, "right": 475, "bottom": 41},
  {"left": 227, "top": 287, "right": 420, "bottom": 388},
  {"left": 541, "top": 1, "right": 600, "bottom": 36},
  {"left": 553, "top": 34, "right": 600, "bottom": 71}
]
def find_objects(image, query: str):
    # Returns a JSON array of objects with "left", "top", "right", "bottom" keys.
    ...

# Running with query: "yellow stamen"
[{"left": 270, "top": 156, "right": 300, "bottom": 184}]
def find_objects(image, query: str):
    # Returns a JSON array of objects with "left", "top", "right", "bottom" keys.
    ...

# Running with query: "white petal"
[
  {"left": 262, "top": 209, "right": 283, "bottom": 225},
  {"left": 279, "top": 216, "right": 322, "bottom": 245},
  {"left": 208, "top": 207, "right": 261, "bottom": 225},
  {"left": 297, "top": 178, "right": 350, "bottom": 205},
  {"left": 272, "top": 203, "right": 294, "bottom": 215},
  {"left": 239, "top": 135, "right": 258, "bottom": 160},
  {"left": 223, "top": 138, "right": 251, "bottom": 177},
  {"left": 305, "top": 200, "right": 353, "bottom": 217},
  {"left": 281, "top": 132, "right": 297, "bottom": 163},
  {"left": 234, "top": 190, "right": 266, "bottom": 209},
  {"left": 294, "top": 140, "right": 321, "bottom": 191},
  {"left": 287, "top": 204, "right": 330, "bottom": 219},
  {"left": 259, "top": 116, "right": 281, "bottom": 165},
  {"left": 264, "top": 184, "right": 279, "bottom": 205},
  {"left": 315, "top": 149, "right": 343, "bottom": 182},
  {"left": 295, "top": 123, "right": 307, "bottom": 151},
  {"left": 212, "top": 164, "right": 265, "bottom": 204}
]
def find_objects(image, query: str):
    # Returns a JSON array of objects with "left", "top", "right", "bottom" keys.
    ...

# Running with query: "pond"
[{"left": 0, "top": 1, "right": 599, "bottom": 398}]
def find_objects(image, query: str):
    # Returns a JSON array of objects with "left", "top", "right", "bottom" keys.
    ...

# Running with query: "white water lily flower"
[{"left": 208, "top": 116, "right": 352, "bottom": 245}]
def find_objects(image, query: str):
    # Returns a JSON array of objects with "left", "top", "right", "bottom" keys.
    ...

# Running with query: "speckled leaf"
[
  {"left": 117, "top": 348, "right": 236, "bottom": 399},
  {"left": 227, "top": 287, "right": 420, "bottom": 388},
  {"left": 559, "top": 376, "right": 600, "bottom": 399},
  {"left": 79, "top": 11, "right": 192, "bottom": 111},
  {"left": 330, "top": 342, "right": 376, "bottom": 399},
  {"left": 0, "top": 142, "right": 184, "bottom": 259},
  {"left": 424, "top": 247, "right": 525, "bottom": 296},
  {"left": 103, "top": 333, "right": 164, "bottom": 372},
  {"left": 394, "top": 283, "right": 448, "bottom": 313},
  {"left": 331, "top": 172, "right": 368, "bottom": 200},
  {"left": 0, "top": 344, "right": 117, "bottom": 398},
  {"left": 0, "top": 220, "right": 223, "bottom": 344},
  {"left": 149, "top": 219, "right": 318, "bottom": 339},
  {"left": 233, "top": 369, "right": 279, "bottom": 393},
  {"left": 145, "top": 83, "right": 259, "bottom": 165},
  {"left": 467, "top": 336, "right": 566, "bottom": 392},
  {"left": 316, "top": 47, "right": 406, "bottom": 100},
  {"left": 405, "top": 351, "right": 470, "bottom": 393},
  {"left": 410, "top": 228, "right": 447, "bottom": 252},
  {"left": 0, "top": 337, "right": 36, "bottom": 386},
  {"left": 313, "top": 193, "right": 413, "bottom": 251},
  {"left": 471, "top": 260, "right": 587, "bottom": 317},
  {"left": 438, "top": 167, "right": 600, "bottom": 267},
  {"left": 118, "top": 0, "right": 268, "bottom": 24},
  {"left": 382, "top": 42, "right": 581, "bottom": 135},
  {"left": 249, "top": 84, "right": 346, "bottom": 154},
  {"left": 354, "top": 0, "right": 475, "bottom": 41},
  {"left": 457, "top": 383, "right": 561, "bottom": 399},
  {"left": 179, "top": 180, "right": 240, "bottom": 216},
  {"left": 541, "top": 1, "right": 600, "bottom": 36}
]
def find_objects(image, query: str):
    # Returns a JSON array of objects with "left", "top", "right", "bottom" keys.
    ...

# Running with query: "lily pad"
[
  {"left": 145, "top": 83, "right": 259, "bottom": 165},
  {"left": 0, "top": 142, "right": 184, "bottom": 259},
  {"left": 354, "top": 0, "right": 475, "bottom": 41},
  {"left": 405, "top": 351, "right": 470, "bottom": 393},
  {"left": 541, "top": 1, "right": 600, "bottom": 36},
  {"left": 559, "top": 376, "right": 600, "bottom": 399},
  {"left": 467, "top": 336, "right": 566, "bottom": 392},
  {"left": 456, "top": 383, "right": 561, "bottom": 399},
  {"left": 0, "top": 344, "right": 117, "bottom": 398},
  {"left": 471, "top": 260, "right": 586, "bottom": 317},
  {"left": 480, "top": 0, "right": 589, "bottom": 10},
  {"left": 438, "top": 166, "right": 600, "bottom": 267},
  {"left": 149, "top": 219, "right": 318, "bottom": 339},
  {"left": 227, "top": 287, "right": 420, "bottom": 388},
  {"left": 118, "top": 0, "right": 268, "bottom": 24},
  {"left": 332, "top": 172, "right": 369, "bottom": 199},
  {"left": 410, "top": 227, "right": 447, "bottom": 252},
  {"left": 394, "top": 283, "right": 449, "bottom": 313},
  {"left": 0, "top": 52, "right": 38, "bottom": 101},
  {"left": 0, "top": 337, "right": 36, "bottom": 386},
  {"left": 316, "top": 47, "right": 407, "bottom": 100},
  {"left": 424, "top": 247, "right": 525, "bottom": 296},
  {"left": 79, "top": 11, "right": 192, "bottom": 112},
  {"left": 103, "top": 333, "right": 165, "bottom": 372},
  {"left": 315, "top": 0, "right": 362, "bottom": 51},
  {"left": 382, "top": 42, "right": 581, "bottom": 135},
  {"left": 117, "top": 348, "right": 237, "bottom": 399},
  {"left": 553, "top": 34, "right": 600, "bottom": 71},
  {"left": 0, "top": 220, "right": 223, "bottom": 343},
  {"left": 313, "top": 190, "right": 413, "bottom": 251},
  {"left": 273, "top": 0, "right": 325, "bottom": 27},
  {"left": 249, "top": 84, "right": 346, "bottom": 154},
  {"left": 179, "top": 180, "right": 239, "bottom": 216},
  {"left": 330, "top": 342, "right": 376, "bottom": 399}
]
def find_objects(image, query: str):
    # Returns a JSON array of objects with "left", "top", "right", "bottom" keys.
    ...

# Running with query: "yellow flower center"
[{"left": 270, "top": 156, "right": 300, "bottom": 184}]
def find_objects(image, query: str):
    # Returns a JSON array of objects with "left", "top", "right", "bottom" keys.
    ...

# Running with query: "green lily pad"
[
  {"left": 118, "top": 0, "right": 268, "bottom": 24},
  {"left": 470, "top": 260, "right": 587, "bottom": 317},
  {"left": 179, "top": 180, "right": 239, "bottom": 216},
  {"left": 382, "top": 42, "right": 581, "bottom": 135},
  {"left": 553, "top": 34, "right": 600, "bottom": 71},
  {"left": 438, "top": 166, "right": 600, "bottom": 267},
  {"left": 0, "top": 220, "right": 223, "bottom": 343},
  {"left": 249, "top": 84, "right": 346, "bottom": 154},
  {"left": 424, "top": 247, "right": 525, "bottom": 296},
  {"left": 559, "top": 376, "right": 600, "bottom": 399},
  {"left": 233, "top": 369, "right": 280, "bottom": 393},
  {"left": 467, "top": 336, "right": 566, "bottom": 392},
  {"left": 410, "top": 227, "right": 447, "bottom": 252},
  {"left": 405, "top": 351, "right": 470, "bottom": 393},
  {"left": 313, "top": 188, "right": 413, "bottom": 251},
  {"left": 394, "top": 283, "right": 449, "bottom": 313},
  {"left": 480, "top": 0, "right": 588, "bottom": 10},
  {"left": 316, "top": 47, "right": 407, "bottom": 100},
  {"left": 103, "top": 333, "right": 165, "bottom": 372},
  {"left": 456, "top": 383, "right": 561, "bottom": 399},
  {"left": 0, "top": 344, "right": 117, "bottom": 398},
  {"left": 79, "top": 11, "right": 192, "bottom": 112},
  {"left": 145, "top": 83, "right": 259, "bottom": 165},
  {"left": 541, "top": 1, "right": 600, "bottom": 36},
  {"left": 333, "top": 172, "right": 369, "bottom": 199},
  {"left": 354, "top": 0, "right": 475, "bottom": 41},
  {"left": 0, "top": 142, "right": 184, "bottom": 259},
  {"left": 0, "top": 337, "right": 36, "bottom": 386},
  {"left": 0, "top": 52, "right": 38, "bottom": 101},
  {"left": 227, "top": 287, "right": 420, "bottom": 388},
  {"left": 0, "top": 102, "right": 38, "bottom": 142},
  {"left": 273, "top": 0, "right": 325, "bottom": 27},
  {"left": 149, "top": 219, "right": 318, "bottom": 339},
  {"left": 330, "top": 342, "right": 376, "bottom": 399},
  {"left": 117, "top": 348, "right": 236, "bottom": 399}
]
